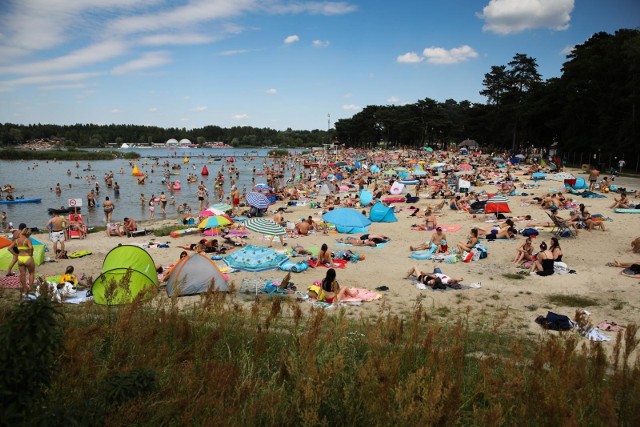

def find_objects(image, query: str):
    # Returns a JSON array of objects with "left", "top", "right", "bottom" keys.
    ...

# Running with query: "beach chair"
[
  {"left": 127, "top": 228, "right": 148, "bottom": 238},
  {"left": 546, "top": 212, "right": 576, "bottom": 238},
  {"left": 67, "top": 214, "right": 87, "bottom": 239}
]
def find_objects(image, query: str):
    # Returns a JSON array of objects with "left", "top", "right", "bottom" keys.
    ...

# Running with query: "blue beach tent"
[{"left": 369, "top": 201, "right": 397, "bottom": 223}]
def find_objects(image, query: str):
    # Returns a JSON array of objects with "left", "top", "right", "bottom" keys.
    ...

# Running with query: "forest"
[{"left": 0, "top": 29, "right": 637, "bottom": 156}]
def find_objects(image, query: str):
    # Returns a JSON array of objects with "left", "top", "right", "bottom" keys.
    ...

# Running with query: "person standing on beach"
[
  {"left": 103, "top": 196, "right": 114, "bottom": 223},
  {"left": 230, "top": 186, "right": 240, "bottom": 214},
  {"left": 9, "top": 227, "right": 35, "bottom": 294},
  {"left": 588, "top": 167, "right": 600, "bottom": 191},
  {"left": 46, "top": 212, "right": 66, "bottom": 258},
  {"left": 5, "top": 223, "right": 26, "bottom": 276},
  {"left": 149, "top": 195, "right": 155, "bottom": 220},
  {"left": 113, "top": 182, "right": 120, "bottom": 197}
]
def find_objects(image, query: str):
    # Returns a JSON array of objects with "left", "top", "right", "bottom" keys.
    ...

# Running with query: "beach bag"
[{"left": 521, "top": 228, "right": 539, "bottom": 237}]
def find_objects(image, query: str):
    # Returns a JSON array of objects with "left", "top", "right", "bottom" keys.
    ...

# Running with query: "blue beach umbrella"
[{"left": 246, "top": 192, "right": 270, "bottom": 209}]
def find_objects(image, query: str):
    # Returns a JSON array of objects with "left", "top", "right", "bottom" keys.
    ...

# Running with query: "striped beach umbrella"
[
  {"left": 246, "top": 192, "right": 271, "bottom": 209},
  {"left": 244, "top": 218, "right": 286, "bottom": 236},
  {"left": 486, "top": 195, "right": 511, "bottom": 213}
]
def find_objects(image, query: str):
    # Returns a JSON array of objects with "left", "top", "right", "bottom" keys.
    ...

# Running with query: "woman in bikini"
[
  {"left": 10, "top": 228, "right": 35, "bottom": 294},
  {"left": 549, "top": 237, "right": 563, "bottom": 262},
  {"left": 457, "top": 228, "right": 479, "bottom": 252},
  {"left": 513, "top": 236, "right": 534, "bottom": 265},
  {"left": 320, "top": 268, "right": 357, "bottom": 304},
  {"left": 317, "top": 243, "right": 337, "bottom": 266},
  {"left": 609, "top": 192, "right": 630, "bottom": 209}
]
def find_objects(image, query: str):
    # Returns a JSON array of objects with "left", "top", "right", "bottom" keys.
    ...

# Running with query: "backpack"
[{"left": 521, "top": 228, "right": 539, "bottom": 237}]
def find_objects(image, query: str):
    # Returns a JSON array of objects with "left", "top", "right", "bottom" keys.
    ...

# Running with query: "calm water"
[{"left": 0, "top": 147, "right": 301, "bottom": 229}]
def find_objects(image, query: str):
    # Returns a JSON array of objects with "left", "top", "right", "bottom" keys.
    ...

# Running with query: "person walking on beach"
[
  {"left": 46, "top": 212, "right": 66, "bottom": 258},
  {"left": 103, "top": 196, "right": 114, "bottom": 223},
  {"left": 87, "top": 189, "right": 96, "bottom": 207}
]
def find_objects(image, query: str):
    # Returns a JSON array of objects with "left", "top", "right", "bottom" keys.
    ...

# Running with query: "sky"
[{"left": 0, "top": 0, "right": 638, "bottom": 132}]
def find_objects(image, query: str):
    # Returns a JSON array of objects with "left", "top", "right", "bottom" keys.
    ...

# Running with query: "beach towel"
[
  {"left": 336, "top": 241, "right": 389, "bottom": 248},
  {"left": 340, "top": 288, "right": 382, "bottom": 302},
  {"left": 307, "top": 258, "right": 348, "bottom": 269},
  {"left": 0, "top": 275, "right": 21, "bottom": 289},
  {"left": 437, "top": 225, "right": 463, "bottom": 233}
]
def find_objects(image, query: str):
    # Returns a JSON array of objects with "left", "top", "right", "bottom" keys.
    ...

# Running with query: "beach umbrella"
[
  {"left": 424, "top": 147, "right": 434, "bottom": 152},
  {"left": 322, "top": 208, "right": 372, "bottom": 228},
  {"left": 383, "top": 169, "right": 396, "bottom": 175},
  {"left": 492, "top": 157, "right": 505, "bottom": 162},
  {"left": 244, "top": 218, "right": 286, "bottom": 236},
  {"left": 411, "top": 170, "right": 428, "bottom": 176},
  {"left": 224, "top": 245, "right": 288, "bottom": 272},
  {"left": 370, "top": 165, "right": 380, "bottom": 173},
  {"left": 246, "top": 192, "right": 270, "bottom": 209},
  {"left": 335, "top": 161, "right": 347, "bottom": 167},
  {"left": 198, "top": 215, "right": 232, "bottom": 230},
  {"left": 458, "top": 164, "right": 473, "bottom": 171},
  {"left": 515, "top": 154, "right": 526, "bottom": 159},
  {"left": 354, "top": 161, "right": 362, "bottom": 169},
  {"left": 394, "top": 166, "right": 409, "bottom": 172},
  {"left": 485, "top": 195, "right": 511, "bottom": 214},
  {"left": 430, "top": 162, "right": 448, "bottom": 169}
]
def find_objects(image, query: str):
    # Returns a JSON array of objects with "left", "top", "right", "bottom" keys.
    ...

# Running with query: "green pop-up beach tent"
[{"left": 91, "top": 245, "right": 158, "bottom": 305}]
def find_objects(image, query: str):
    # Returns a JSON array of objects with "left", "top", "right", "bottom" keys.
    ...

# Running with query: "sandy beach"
[{"left": 7, "top": 164, "right": 640, "bottom": 343}]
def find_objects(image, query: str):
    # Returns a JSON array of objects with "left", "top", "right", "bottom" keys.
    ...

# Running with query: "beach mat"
[
  {"left": 340, "top": 288, "right": 382, "bottom": 302},
  {"left": 437, "top": 225, "right": 463, "bottom": 233},
  {"left": 308, "top": 258, "right": 348, "bottom": 269}
]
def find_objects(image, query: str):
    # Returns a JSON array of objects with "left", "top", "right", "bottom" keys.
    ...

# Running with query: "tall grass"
[{"left": 0, "top": 289, "right": 638, "bottom": 426}]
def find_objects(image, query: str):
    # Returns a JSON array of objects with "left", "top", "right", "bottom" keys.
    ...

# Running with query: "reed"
[{"left": 0, "top": 290, "right": 637, "bottom": 426}]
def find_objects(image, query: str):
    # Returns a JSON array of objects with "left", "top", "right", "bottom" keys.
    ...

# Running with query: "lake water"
[{"left": 0, "top": 147, "right": 302, "bottom": 229}]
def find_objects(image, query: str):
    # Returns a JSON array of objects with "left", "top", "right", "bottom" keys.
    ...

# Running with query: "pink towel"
[
  {"left": 341, "top": 288, "right": 382, "bottom": 302},
  {"left": 438, "top": 225, "right": 463, "bottom": 232}
]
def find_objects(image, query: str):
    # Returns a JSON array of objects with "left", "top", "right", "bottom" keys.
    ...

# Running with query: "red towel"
[{"left": 307, "top": 259, "right": 347, "bottom": 269}]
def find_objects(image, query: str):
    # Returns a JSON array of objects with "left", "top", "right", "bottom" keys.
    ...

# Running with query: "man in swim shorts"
[
  {"left": 230, "top": 186, "right": 240, "bottom": 214},
  {"left": 46, "top": 212, "right": 66, "bottom": 257}
]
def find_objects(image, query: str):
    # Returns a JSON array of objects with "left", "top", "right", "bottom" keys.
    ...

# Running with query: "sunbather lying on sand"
[
  {"left": 405, "top": 265, "right": 463, "bottom": 287},
  {"left": 336, "top": 237, "right": 376, "bottom": 247}
]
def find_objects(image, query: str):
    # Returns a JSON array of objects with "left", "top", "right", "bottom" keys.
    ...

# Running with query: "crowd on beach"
[{"left": 3, "top": 146, "right": 640, "bottom": 305}]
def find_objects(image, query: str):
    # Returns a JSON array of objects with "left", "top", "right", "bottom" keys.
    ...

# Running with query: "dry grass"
[{"left": 0, "top": 288, "right": 638, "bottom": 426}]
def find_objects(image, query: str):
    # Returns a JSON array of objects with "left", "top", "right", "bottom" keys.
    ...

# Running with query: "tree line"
[{"left": 1, "top": 29, "right": 637, "bottom": 155}]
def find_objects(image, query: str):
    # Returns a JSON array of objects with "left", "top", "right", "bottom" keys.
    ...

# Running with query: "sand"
[{"left": 17, "top": 166, "right": 640, "bottom": 342}]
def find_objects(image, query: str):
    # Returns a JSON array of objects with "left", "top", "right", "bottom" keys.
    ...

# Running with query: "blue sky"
[{"left": 0, "top": 0, "right": 638, "bottom": 131}]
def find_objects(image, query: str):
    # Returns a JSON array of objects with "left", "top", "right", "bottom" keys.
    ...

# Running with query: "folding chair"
[
  {"left": 547, "top": 211, "right": 577, "bottom": 238},
  {"left": 67, "top": 214, "right": 87, "bottom": 239}
]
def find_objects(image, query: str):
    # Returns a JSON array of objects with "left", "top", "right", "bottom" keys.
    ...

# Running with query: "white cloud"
[
  {"left": 265, "top": 88, "right": 277, "bottom": 94},
  {"left": 193, "top": 106, "right": 207, "bottom": 111},
  {"left": 479, "top": 0, "right": 574, "bottom": 35},
  {"left": 148, "top": 107, "right": 158, "bottom": 112},
  {"left": 397, "top": 52, "right": 423, "bottom": 63},
  {"left": 312, "top": 39, "right": 330, "bottom": 48},
  {"left": 0, "top": 72, "right": 103, "bottom": 92},
  {"left": 111, "top": 51, "right": 172, "bottom": 75},
  {"left": 284, "top": 35, "right": 300, "bottom": 44},
  {"left": 106, "top": 0, "right": 255, "bottom": 36},
  {"left": 264, "top": 2, "right": 357, "bottom": 15},
  {"left": 139, "top": 33, "right": 216, "bottom": 46},
  {"left": 422, "top": 45, "right": 479, "bottom": 64},
  {"left": 111, "top": 108, "right": 122, "bottom": 113},
  {"left": 232, "top": 113, "right": 249, "bottom": 120},
  {"left": 560, "top": 45, "right": 575, "bottom": 55},
  {"left": 342, "top": 104, "right": 359, "bottom": 110},
  {"left": 387, "top": 96, "right": 400, "bottom": 103},
  {"left": 39, "top": 83, "right": 86, "bottom": 91},
  {"left": 0, "top": 40, "right": 128, "bottom": 75},
  {"left": 219, "top": 49, "right": 249, "bottom": 56}
]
